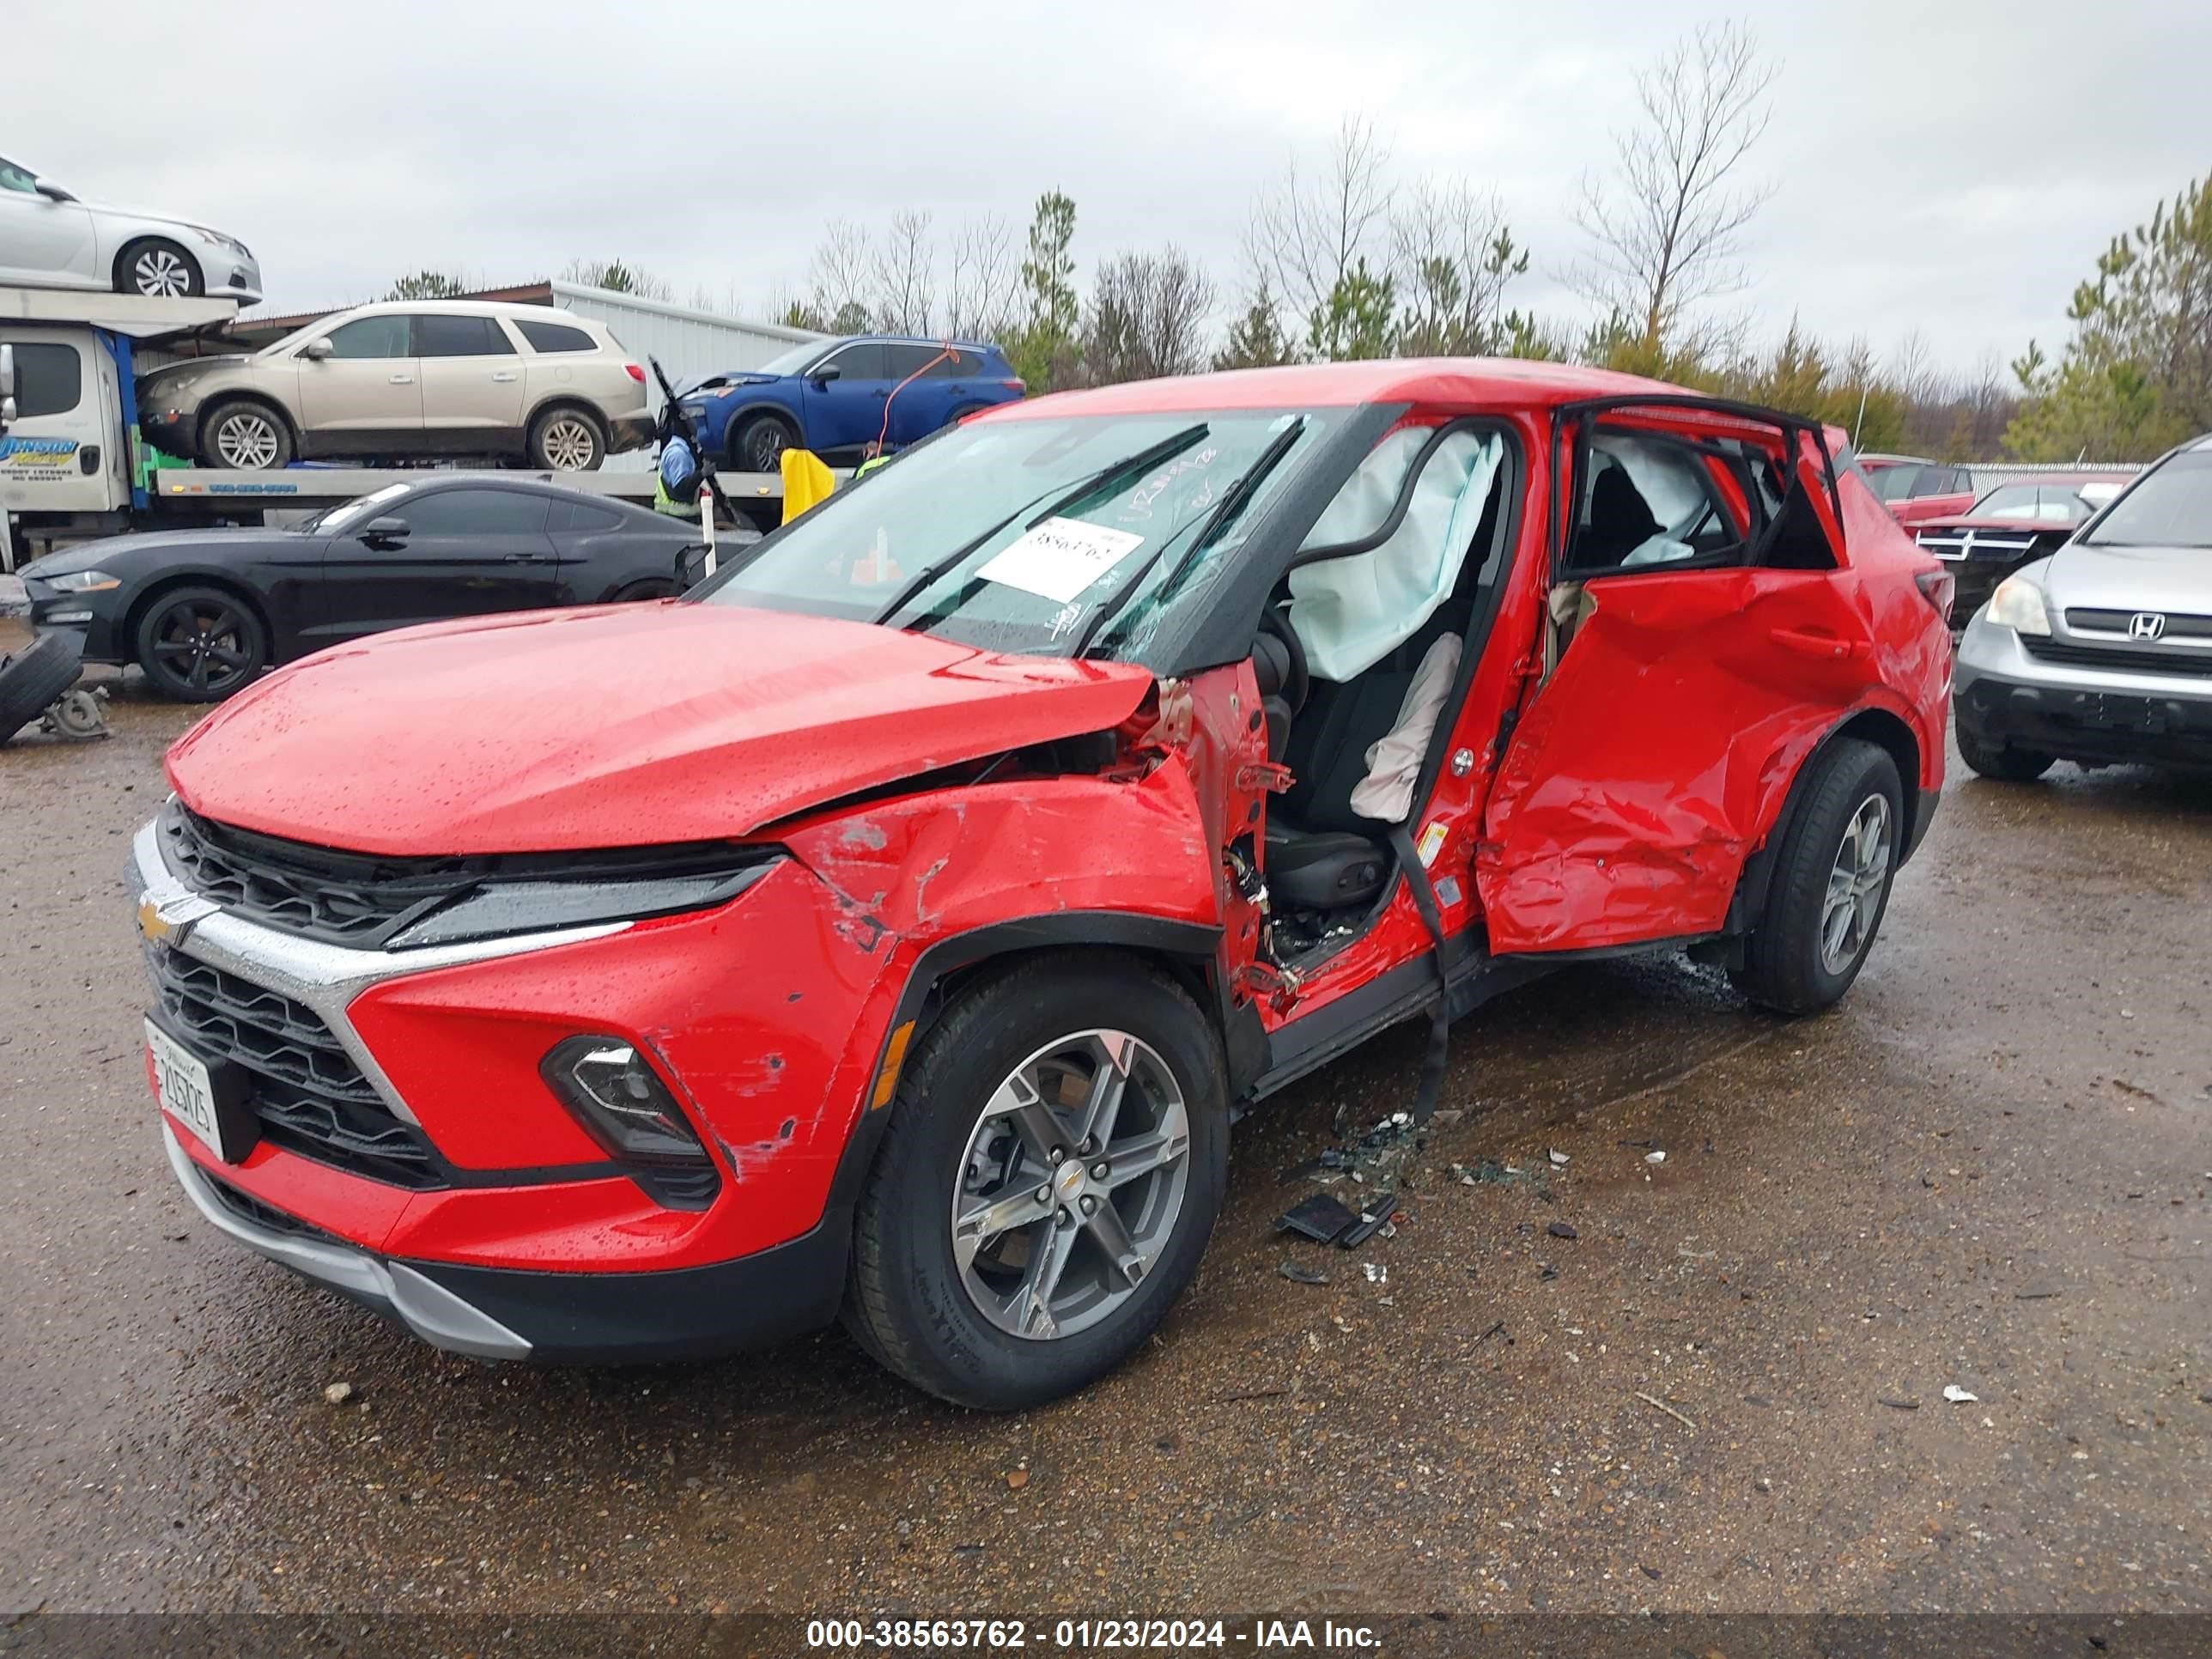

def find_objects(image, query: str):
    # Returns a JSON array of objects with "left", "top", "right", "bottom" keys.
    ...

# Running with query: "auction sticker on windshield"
[
  {"left": 147, "top": 1018, "right": 235, "bottom": 1161},
  {"left": 977, "top": 517, "right": 1145, "bottom": 604}
]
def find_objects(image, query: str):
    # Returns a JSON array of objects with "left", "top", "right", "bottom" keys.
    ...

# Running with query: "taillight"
[
  {"left": 1914, "top": 568, "right": 1955, "bottom": 623},
  {"left": 1001, "top": 379, "right": 1025, "bottom": 392},
  {"left": 624, "top": 362, "right": 646, "bottom": 383}
]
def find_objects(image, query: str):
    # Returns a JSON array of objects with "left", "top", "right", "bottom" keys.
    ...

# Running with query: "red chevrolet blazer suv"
[{"left": 136, "top": 360, "right": 1954, "bottom": 1409}]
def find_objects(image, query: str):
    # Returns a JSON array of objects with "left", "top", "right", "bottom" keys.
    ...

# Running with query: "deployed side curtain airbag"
[{"left": 1287, "top": 428, "right": 1502, "bottom": 682}]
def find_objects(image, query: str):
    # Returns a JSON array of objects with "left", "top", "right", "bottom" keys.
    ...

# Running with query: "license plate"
[{"left": 147, "top": 1017, "right": 239, "bottom": 1162}]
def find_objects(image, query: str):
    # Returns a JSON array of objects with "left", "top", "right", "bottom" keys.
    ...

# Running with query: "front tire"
[
  {"left": 200, "top": 399, "right": 293, "bottom": 471},
  {"left": 1956, "top": 720, "right": 2055, "bottom": 782},
  {"left": 1732, "top": 738, "right": 1903, "bottom": 1015},
  {"left": 134, "top": 586, "right": 268, "bottom": 702},
  {"left": 731, "top": 412, "right": 796, "bottom": 474},
  {"left": 115, "top": 238, "right": 203, "bottom": 299},
  {"left": 529, "top": 406, "right": 604, "bottom": 471},
  {"left": 845, "top": 956, "right": 1228, "bottom": 1410}
]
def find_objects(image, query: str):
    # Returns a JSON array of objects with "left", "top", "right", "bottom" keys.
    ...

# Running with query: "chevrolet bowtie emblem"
[{"left": 137, "top": 892, "right": 220, "bottom": 949}]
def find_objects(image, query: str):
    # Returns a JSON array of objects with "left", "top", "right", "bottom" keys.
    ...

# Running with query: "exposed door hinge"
[
  {"left": 1234, "top": 959, "right": 1304, "bottom": 1002},
  {"left": 1236, "top": 761, "right": 1295, "bottom": 794}
]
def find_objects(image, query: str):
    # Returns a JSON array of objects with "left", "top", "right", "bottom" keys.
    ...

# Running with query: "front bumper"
[
  {"left": 201, "top": 248, "right": 264, "bottom": 304},
  {"left": 608, "top": 411, "right": 655, "bottom": 454},
  {"left": 21, "top": 580, "right": 127, "bottom": 663},
  {"left": 133, "top": 815, "right": 890, "bottom": 1361},
  {"left": 1955, "top": 615, "right": 2212, "bottom": 769},
  {"left": 166, "top": 1125, "right": 844, "bottom": 1361}
]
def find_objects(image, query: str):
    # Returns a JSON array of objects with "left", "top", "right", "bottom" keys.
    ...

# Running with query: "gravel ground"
[{"left": 3, "top": 635, "right": 2207, "bottom": 1621}]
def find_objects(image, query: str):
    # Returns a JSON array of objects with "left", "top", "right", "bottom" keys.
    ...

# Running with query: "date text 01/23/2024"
[{"left": 804, "top": 1620, "right": 1382, "bottom": 1650}]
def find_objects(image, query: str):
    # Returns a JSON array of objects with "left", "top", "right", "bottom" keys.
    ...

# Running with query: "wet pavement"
[{"left": 3, "top": 645, "right": 2208, "bottom": 1620}]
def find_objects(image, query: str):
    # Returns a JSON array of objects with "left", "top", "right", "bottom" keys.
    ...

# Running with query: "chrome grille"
[{"left": 146, "top": 945, "right": 445, "bottom": 1189}]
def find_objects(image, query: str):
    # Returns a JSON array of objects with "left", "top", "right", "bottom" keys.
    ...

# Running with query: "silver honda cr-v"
[{"left": 1954, "top": 434, "right": 2212, "bottom": 780}]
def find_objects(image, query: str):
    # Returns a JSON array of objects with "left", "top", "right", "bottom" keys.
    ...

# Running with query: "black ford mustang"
[{"left": 18, "top": 476, "right": 713, "bottom": 701}]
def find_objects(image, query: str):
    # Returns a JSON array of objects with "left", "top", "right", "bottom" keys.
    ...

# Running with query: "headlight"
[
  {"left": 46, "top": 569, "right": 120, "bottom": 592},
  {"left": 386, "top": 859, "right": 778, "bottom": 949},
  {"left": 1984, "top": 574, "right": 2051, "bottom": 636}
]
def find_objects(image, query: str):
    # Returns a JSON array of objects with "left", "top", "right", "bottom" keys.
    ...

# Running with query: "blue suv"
[{"left": 678, "top": 336, "right": 1024, "bottom": 472}]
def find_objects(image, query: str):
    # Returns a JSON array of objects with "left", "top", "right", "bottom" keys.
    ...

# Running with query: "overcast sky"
[{"left": 13, "top": 0, "right": 2208, "bottom": 377}]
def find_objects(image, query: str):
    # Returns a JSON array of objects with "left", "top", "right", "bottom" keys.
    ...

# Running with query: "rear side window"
[
  {"left": 884, "top": 343, "right": 939, "bottom": 380},
  {"left": 514, "top": 319, "right": 596, "bottom": 354},
  {"left": 416, "top": 314, "right": 515, "bottom": 357},
  {"left": 320, "top": 316, "right": 412, "bottom": 359},
  {"left": 1869, "top": 465, "right": 1921, "bottom": 503},
  {"left": 399, "top": 488, "right": 550, "bottom": 537},
  {"left": 927, "top": 351, "right": 984, "bottom": 379},
  {"left": 549, "top": 499, "right": 624, "bottom": 533},
  {"left": 1565, "top": 433, "right": 1742, "bottom": 574},
  {"left": 8, "top": 341, "right": 82, "bottom": 416}
]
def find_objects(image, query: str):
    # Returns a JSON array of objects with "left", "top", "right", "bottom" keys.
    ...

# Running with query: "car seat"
[{"left": 1253, "top": 473, "right": 1504, "bottom": 915}]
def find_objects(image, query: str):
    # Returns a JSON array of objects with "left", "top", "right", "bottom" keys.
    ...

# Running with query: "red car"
[
  {"left": 1859, "top": 454, "right": 1980, "bottom": 530},
  {"left": 136, "top": 362, "right": 1953, "bottom": 1409}
]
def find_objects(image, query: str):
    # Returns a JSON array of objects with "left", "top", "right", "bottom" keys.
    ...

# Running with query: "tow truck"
[{"left": 0, "top": 286, "right": 790, "bottom": 571}]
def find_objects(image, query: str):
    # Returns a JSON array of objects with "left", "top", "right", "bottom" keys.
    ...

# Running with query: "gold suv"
[{"left": 137, "top": 301, "right": 653, "bottom": 471}]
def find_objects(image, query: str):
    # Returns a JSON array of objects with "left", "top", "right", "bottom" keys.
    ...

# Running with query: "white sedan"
[{"left": 0, "top": 154, "right": 261, "bottom": 303}]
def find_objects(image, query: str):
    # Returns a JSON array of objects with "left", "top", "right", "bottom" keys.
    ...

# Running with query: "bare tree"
[
  {"left": 1888, "top": 328, "right": 1941, "bottom": 405},
  {"left": 871, "top": 210, "right": 937, "bottom": 335},
  {"left": 1249, "top": 116, "right": 1394, "bottom": 337},
  {"left": 1389, "top": 180, "right": 1528, "bottom": 356},
  {"left": 1570, "top": 21, "right": 1778, "bottom": 350},
  {"left": 1083, "top": 248, "right": 1218, "bottom": 386},
  {"left": 945, "top": 216, "right": 1019, "bottom": 341},
  {"left": 797, "top": 220, "right": 873, "bottom": 329}
]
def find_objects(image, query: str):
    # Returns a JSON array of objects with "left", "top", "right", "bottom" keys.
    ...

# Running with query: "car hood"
[
  {"left": 1915, "top": 512, "right": 2068, "bottom": 534},
  {"left": 137, "top": 356, "right": 252, "bottom": 391},
  {"left": 165, "top": 602, "right": 1156, "bottom": 856},
  {"left": 686, "top": 374, "right": 780, "bottom": 398},
  {"left": 2042, "top": 540, "right": 2212, "bottom": 614},
  {"left": 19, "top": 526, "right": 300, "bottom": 580}
]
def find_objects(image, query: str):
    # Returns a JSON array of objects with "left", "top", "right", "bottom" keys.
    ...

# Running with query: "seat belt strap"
[{"left": 1385, "top": 823, "right": 1453, "bottom": 1127}]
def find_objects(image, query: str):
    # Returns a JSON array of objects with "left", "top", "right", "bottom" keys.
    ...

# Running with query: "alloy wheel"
[
  {"left": 747, "top": 424, "right": 789, "bottom": 471},
  {"left": 949, "top": 1030, "right": 1192, "bottom": 1341},
  {"left": 540, "top": 416, "right": 598, "bottom": 470},
  {"left": 1820, "top": 793, "right": 1892, "bottom": 975},
  {"left": 133, "top": 247, "right": 191, "bottom": 298},
  {"left": 214, "top": 410, "right": 282, "bottom": 470},
  {"left": 151, "top": 599, "right": 252, "bottom": 696}
]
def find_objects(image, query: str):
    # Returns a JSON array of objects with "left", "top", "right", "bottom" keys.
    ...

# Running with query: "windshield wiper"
[
  {"left": 1069, "top": 417, "right": 1306, "bottom": 659},
  {"left": 872, "top": 423, "right": 1209, "bottom": 629}
]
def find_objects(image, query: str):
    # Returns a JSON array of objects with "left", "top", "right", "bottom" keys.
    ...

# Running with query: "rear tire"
[
  {"left": 1731, "top": 738, "right": 1903, "bottom": 1015},
  {"left": 845, "top": 955, "right": 1228, "bottom": 1411},
  {"left": 528, "top": 405, "right": 604, "bottom": 471},
  {"left": 133, "top": 585, "right": 268, "bottom": 702},
  {"left": 114, "top": 238, "right": 203, "bottom": 299},
  {"left": 731, "top": 412, "right": 796, "bottom": 474},
  {"left": 200, "top": 399, "right": 293, "bottom": 471},
  {"left": 1956, "top": 720, "right": 2055, "bottom": 782},
  {"left": 0, "top": 632, "right": 85, "bottom": 742}
]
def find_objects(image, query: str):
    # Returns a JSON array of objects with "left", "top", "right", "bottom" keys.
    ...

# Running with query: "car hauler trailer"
[{"left": 0, "top": 287, "right": 787, "bottom": 570}]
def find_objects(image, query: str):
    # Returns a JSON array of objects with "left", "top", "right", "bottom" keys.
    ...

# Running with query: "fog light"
[{"left": 541, "top": 1035, "right": 720, "bottom": 1208}]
